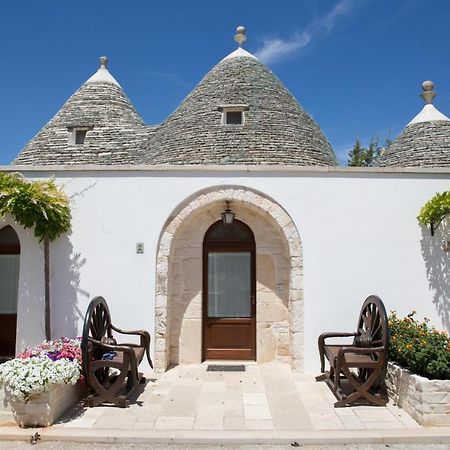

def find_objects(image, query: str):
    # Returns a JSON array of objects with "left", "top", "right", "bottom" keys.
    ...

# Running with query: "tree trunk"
[{"left": 44, "top": 236, "right": 51, "bottom": 340}]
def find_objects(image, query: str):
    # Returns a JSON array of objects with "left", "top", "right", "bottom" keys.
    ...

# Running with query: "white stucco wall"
[
  {"left": 4, "top": 166, "right": 449, "bottom": 373},
  {"left": 0, "top": 216, "right": 45, "bottom": 351}
]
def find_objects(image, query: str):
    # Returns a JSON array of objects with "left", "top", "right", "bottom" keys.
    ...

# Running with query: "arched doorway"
[
  {"left": 156, "top": 186, "right": 303, "bottom": 372},
  {"left": 0, "top": 226, "right": 20, "bottom": 358},
  {"left": 203, "top": 219, "right": 256, "bottom": 360}
]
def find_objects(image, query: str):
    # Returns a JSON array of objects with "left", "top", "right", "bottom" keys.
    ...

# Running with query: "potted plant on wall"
[
  {"left": 0, "top": 337, "right": 83, "bottom": 427},
  {"left": 418, "top": 190, "right": 450, "bottom": 237}
]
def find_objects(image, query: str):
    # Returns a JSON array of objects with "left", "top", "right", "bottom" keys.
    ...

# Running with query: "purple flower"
[{"left": 46, "top": 351, "right": 60, "bottom": 361}]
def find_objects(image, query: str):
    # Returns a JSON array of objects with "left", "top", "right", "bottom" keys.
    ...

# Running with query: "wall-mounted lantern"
[{"left": 221, "top": 201, "right": 235, "bottom": 225}]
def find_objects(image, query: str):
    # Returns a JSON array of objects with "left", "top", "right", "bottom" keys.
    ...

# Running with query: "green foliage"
[
  {"left": 417, "top": 191, "right": 450, "bottom": 232},
  {"left": 0, "top": 172, "right": 71, "bottom": 241},
  {"left": 388, "top": 311, "right": 450, "bottom": 380},
  {"left": 347, "top": 136, "right": 392, "bottom": 167}
]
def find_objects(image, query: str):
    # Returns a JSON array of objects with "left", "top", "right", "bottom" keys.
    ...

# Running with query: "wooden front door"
[
  {"left": 203, "top": 219, "right": 256, "bottom": 360},
  {"left": 0, "top": 226, "right": 20, "bottom": 358}
]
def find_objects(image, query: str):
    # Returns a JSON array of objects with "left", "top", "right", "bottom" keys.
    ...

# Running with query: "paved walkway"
[
  {"left": 1, "top": 363, "right": 449, "bottom": 446},
  {"left": 59, "top": 363, "right": 418, "bottom": 431}
]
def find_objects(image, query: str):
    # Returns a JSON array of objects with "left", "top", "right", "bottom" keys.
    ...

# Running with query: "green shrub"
[{"left": 388, "top": 311, "right": 450, "bottom": 380}]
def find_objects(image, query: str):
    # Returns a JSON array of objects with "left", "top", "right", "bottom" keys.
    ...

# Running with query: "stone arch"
[{"left": 155, "top": 186, "right": 303, "bottom": 372}]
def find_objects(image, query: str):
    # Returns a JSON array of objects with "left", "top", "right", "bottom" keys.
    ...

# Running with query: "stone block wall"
[
  {"left": 386, "top": 362, "right": 450, "bottom": 426},
  {"left": 166, "top": 201, "right": 291, "bottom": 366},
  {"left": 156, "top": 186, "right": 303, "bottom": 372}
]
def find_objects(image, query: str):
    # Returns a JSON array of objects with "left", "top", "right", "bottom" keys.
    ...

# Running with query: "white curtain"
[
  {"left": 0, "top": 255, "right": 19, "bottom": 314},
  {"left": 208, "top": 252, "right": 251, "bottom": 318}
]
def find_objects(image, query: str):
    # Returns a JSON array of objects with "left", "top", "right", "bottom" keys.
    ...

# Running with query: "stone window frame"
[
  {"left": 155, "top": 186, "right": 303, "bottom": 373},
  {"left": 67, "top": 126, "right": 93, "bottom": 145},
  {"left": 218, "top": 105, "right": 249, "bottom": 126}
]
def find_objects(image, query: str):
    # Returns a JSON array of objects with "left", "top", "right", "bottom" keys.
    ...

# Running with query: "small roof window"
[
  {"left": 218, "top": 104, "right": 249, "bottom": 126},
  {"left": 225, "top": 111, "right": 243, "bottom": 125},
  {"left": 68, "top": 126, "right": 93, "bottom": 145},
  {"left": 75, "top": 130, "right": 88, "bottom": 144}
]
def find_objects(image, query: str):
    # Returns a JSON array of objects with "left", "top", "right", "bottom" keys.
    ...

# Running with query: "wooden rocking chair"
[
  {"left": 81, "top": 296, "right": 153, "bottom": 408},
  {"left": 316, "top": 295, "right": 389, "bottom": 407}
]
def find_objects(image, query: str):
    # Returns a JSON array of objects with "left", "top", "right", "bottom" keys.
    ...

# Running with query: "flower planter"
[
  {"left": 5, "top": 382, "right": 81, "bottom": 427},
  {"left": 386, "top": 362, "right": 450, "bottom": 426}
]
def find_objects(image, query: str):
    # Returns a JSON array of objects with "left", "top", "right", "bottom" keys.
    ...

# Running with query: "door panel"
[
  {"left": 203, "top": 219, "right": 256, "bottom": 361},
  {"left": 205, "top": 318, "right": 254, "bottom": 359},
  {"left": 0, "top": 315, "right": 17, "bottom": 356}
]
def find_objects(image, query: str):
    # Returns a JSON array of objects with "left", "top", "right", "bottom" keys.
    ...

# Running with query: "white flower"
[{"left": 0, "top": 356, "right": 81, "bottom": 402}]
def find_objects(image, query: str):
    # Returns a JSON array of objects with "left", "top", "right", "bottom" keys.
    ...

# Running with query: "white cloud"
[{"left": 255, "top": 0, "right": 356, "bottom": 64}]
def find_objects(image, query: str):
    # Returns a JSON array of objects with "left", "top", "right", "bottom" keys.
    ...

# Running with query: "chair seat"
[
  {"left": 324, "top": 345, "right": 379, "bottom": 369},
  {"left": 113, "top": 347, "right": 145, "bottom": 366}
]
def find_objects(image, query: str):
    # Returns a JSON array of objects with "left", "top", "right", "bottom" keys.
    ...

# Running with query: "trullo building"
[{"left": 1, "top": 27, "right": 449, "bottom": 372}]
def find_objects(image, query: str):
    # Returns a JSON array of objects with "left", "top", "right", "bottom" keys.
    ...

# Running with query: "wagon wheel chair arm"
[
  {"left": 317, "top": 332, "right": 357, "bottom": 373},
  {"left": 109, "top": 325, "right": 153, "bottom": 369}
]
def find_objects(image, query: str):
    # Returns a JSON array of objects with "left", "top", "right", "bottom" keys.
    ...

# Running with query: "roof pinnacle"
[
  {"left": 99, "top": 56, "right": 109, "bottom": 69},
  {"left": 420, "top": 80, "right": 436, "bottom": 104},
  {"left": 85, "top": 55, "right": 120, "bottom": 87},
  {"left": 234, "top": 26, "right": 247, "bottom": 47}
]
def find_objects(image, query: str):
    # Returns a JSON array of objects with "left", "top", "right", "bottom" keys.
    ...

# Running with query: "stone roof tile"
[
  {"left": 379, "top": 120, "right": 450, "bottom": 167},
  {"left": 144, "top": 53, "right": 336, "bottom": 166},
  {"left": 379, "top": 81, "right": 450, "bottom": 167},
  {"left": 14, "top": 60, "right": 148, "bottom": 165}
]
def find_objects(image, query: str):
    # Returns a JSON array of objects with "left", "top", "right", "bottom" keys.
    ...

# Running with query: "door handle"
[{"left": 251, "top": 294, "right": 256, "bottom": 305}]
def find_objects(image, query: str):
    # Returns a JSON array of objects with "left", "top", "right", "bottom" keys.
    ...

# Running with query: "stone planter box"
[
  {"left": 386, "top": 361, "right": 450, "bottom": 426},
  {"left": 5, "top": 383, "right": 80, "bottom": 427}
]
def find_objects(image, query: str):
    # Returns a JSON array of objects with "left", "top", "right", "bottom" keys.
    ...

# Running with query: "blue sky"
[{"left": 1, "top": 0, "right": 450, "bottom": 165}]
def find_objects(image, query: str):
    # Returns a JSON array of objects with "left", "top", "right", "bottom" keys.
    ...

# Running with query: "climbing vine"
[
  {"left": 0, "top": 172, "right": 70, "bottom": 241},
  {"left": 418, "top": 191, "right": 450, "bottom": 235}
]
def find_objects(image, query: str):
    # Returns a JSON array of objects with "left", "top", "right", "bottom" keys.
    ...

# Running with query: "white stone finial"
[
  {"left": 99, "top": 56, "right": 109, "bottom": 68},
  {"left": 420, "top": 80, "right": 436, "bottom": 104},
  {"left": 234, "top": 26, "right": 247, "bottom": 47},
  {"left": 85, "top": 55, "right": 120, "bottom": 86},
  {"left": 408, "top": 80, "right": 450, "bottom": 125}
]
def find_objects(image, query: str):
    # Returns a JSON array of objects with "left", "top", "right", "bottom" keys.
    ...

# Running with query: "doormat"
[{"left": 207, "top": 364, "right": 246, "bottom": 372}]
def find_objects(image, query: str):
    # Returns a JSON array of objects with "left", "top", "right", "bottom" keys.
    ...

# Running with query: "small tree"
[
  {"left": 0, "top": 173, "right": 71, "bottom": 340},
  {"left": 347, "top": 139, "right": 367, "bottom": 166},
  {"left": 347, "top": 136, "right": 392, "bottom": 167}
]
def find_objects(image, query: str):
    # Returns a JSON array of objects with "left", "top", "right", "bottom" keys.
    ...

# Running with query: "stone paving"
[
  {"left": 42, "top": 363, "right": 420, "bottom": 432},
  {"left": 6, "top": 361, "right": 450, "bottom": 449}
]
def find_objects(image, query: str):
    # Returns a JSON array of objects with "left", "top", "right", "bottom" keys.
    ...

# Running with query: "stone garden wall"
[{"left": 387, "top": 362, "right": 450, "bottom": 426}]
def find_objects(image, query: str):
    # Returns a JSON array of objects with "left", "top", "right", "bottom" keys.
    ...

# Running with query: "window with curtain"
[
  {"left": 208, "top": 252, "right": 251, "bottom": 318},
  {"left": 0, "top": 226, "right": 20, "bottom": 315},
  {"left": 0, "top": 255, "right": 19, "bottom": 314}
]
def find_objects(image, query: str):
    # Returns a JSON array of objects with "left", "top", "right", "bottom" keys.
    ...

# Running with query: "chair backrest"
[
  {"left": 81, "top": 296, "right": 113, "bottom": 375},
  {"left": 353, "top": 295, "right": 389, "bottom": 350}
]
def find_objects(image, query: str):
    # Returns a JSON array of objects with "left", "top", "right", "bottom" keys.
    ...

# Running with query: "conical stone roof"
[
  {"left": 144, "top": 48, "right": 336, "bottom": 166},
  {"left": 379, "top": 81, "right": 450, "bottom": 168},
  {"left": 14, "top": 57, "right": 149, "bottom": 165}
]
